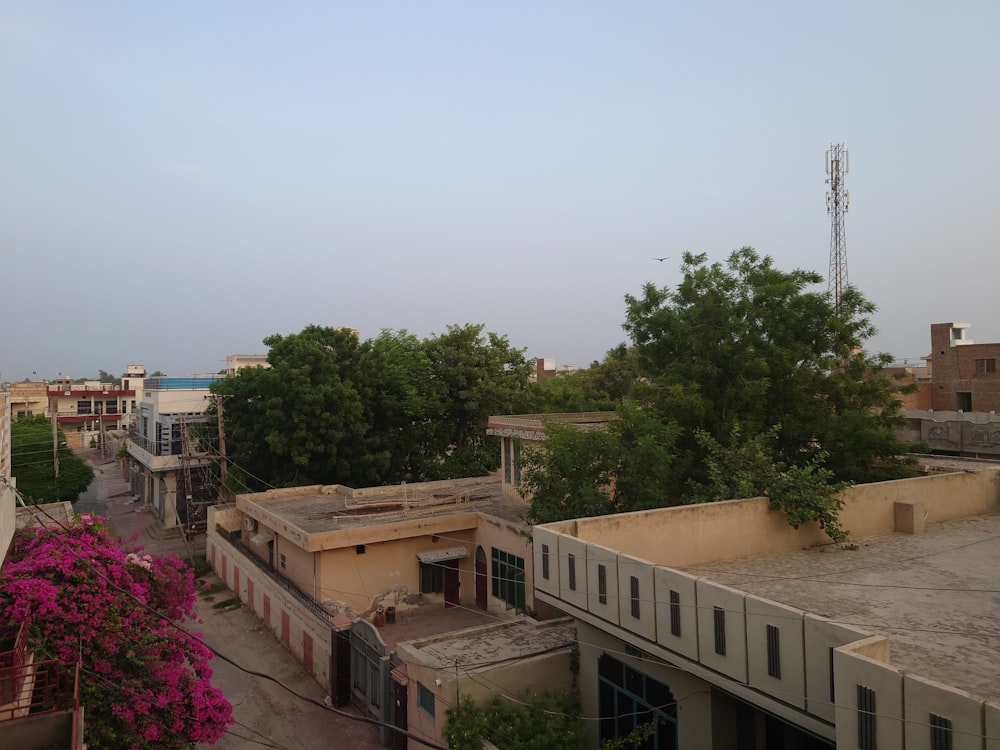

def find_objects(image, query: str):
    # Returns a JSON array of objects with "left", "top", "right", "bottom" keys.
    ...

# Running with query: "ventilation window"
[
  {"left": 669, "top": 590, "right": 681, "bottom": 637},
  {"left": 713, "top": 606, "right": 726, "bottom": 655},
  {"left": 279, "top": 553, "right": 287, "bottom": 570},
  {"left": 568, "top": 553, "right": 577, "bottom": 591},
  {"left": 598, "top": 564, "right": 607, "bottom": 605},
  {"left": 629, "top": 576, "right": 640, "bottom": 619},
  {"left": 766, "top": 624, "right": 781, "bottom": 679},
  {"left": 541, "top": 544, "right": 550, "bottom": 580},
  {"left": 857, "top": 685, "right": 876, "bottom": 750},
  {"left": 355, "top": 544, "right": 366, "bottom": 554},
  {"left": 930, "top": 714, "right": 953, "bottom": 750}
]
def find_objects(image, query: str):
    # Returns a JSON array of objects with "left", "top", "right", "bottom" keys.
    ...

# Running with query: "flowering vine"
[{"left": 0, "top": 515, "right": 233, "bottom": 749}]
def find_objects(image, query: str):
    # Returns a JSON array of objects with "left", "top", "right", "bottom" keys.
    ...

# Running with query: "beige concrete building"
[
  {"left": 6, "top": 381, "right": 49, "bottom": 420},
  {"left": 207, "top": 475, "right": 556, "bottom": 745},
  {"left": 534, "top": 469, "right": 1000, "bottom": 750},
  {"left": 224, "top": 353, "right": 270, "bottom": 375},
  {"left": 46, "top": 377, "right": 138, "bottom": 449},
  {"left": 487, "top": 412, "right": 617, "bottom": 500},
  {"left": 396, "top": 617, "right": 577, "bottom": 749}
]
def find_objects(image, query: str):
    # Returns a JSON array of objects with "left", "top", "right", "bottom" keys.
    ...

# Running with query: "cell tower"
[{"left": 825, "top": 143, "right": 850, "bottom": 311}]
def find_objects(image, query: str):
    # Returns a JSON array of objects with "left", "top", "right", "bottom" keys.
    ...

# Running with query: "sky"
[{"left": 2, "top": 1, "right": 998, "bottom": 381}]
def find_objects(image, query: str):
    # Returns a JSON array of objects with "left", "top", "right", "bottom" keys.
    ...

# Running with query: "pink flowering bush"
[{"left": 0, "top": 515, "right": 233, "bottom": 749}]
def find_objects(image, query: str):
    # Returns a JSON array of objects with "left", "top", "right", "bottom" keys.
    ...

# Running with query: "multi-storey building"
[
  {"left": 127, "top": 375, "right": 223, "bottom": 528},
  {"left": 5, "top": 381, "right": 48, "bottom": 420},
  {"left": 928, "top": 322, "right": 1000, "bottom": 412},
  {"left": 46, "top": 377, "right": 138, "bottom": 449}
]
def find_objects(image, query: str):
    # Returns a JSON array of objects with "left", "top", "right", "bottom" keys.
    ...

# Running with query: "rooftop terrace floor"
[{"left": 681, "top": 512, "right": 1000, "bottom": 703}]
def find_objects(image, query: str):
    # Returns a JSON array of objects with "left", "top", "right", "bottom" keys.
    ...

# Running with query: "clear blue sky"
[{"left": 2, "top": 1, "right": 998, "bottom": 380}]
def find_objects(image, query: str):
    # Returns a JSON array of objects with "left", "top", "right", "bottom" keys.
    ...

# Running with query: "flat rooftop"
[
  {"left": 399, "top": 618, "right": 576, "bottom": 669},
  {"left": 681, "top": 512, "right": 1000, "bottom": 703},
  {"left": 238, "top": 476, "right": 531, "bottom": 542}
]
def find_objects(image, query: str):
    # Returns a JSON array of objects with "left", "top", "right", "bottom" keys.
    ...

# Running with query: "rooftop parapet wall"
[{"left": 551, "top": 468, "right": 999, "bottom": 567}]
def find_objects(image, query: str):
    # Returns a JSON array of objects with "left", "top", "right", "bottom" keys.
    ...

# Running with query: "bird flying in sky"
[{"left": 652, "top": 256, "right": 670, "bottom": 262}]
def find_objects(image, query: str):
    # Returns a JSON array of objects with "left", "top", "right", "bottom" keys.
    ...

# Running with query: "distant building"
[
  {"left": 487, "top": 412, "right": 617, "bottom": 500},
  {"left": 533, "top": 468, "right": 1000, "bottom": 749},
  {"left": 127, "top": 375, "right": 223, "bottom": 528},
  {"left": 927, "top": 322, "right": 1000, "bottom": 412},
  {"left": 224, "top": 354, "right": 270, "bottom": 375},
  {"left": 531, "top": 357, "right": 577, "bottom": 383},
  {"left": 46, "top": 377, "right": 137, "bottom": 449},
  {"left": 6, "top": 382, "right": 48, "bottom": 420}
]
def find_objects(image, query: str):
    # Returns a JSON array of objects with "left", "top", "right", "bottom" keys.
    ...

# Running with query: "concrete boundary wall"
[
  {"left": 207, "top": 510, "right": 333, "bottom": 694},
  {"left": 557, "top": 468, "right": 999, "bottom": 567}
]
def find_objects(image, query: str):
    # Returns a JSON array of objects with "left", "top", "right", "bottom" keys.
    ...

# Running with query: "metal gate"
[{"left": 349, "top": 620, "right": 398, "bottom": 746}]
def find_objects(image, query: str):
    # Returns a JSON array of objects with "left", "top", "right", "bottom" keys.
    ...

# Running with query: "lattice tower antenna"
[{"left": 826, "top": 143, "right": 849, "bottom": 311}]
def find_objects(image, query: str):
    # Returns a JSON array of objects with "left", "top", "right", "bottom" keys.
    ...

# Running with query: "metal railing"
[
  {"left": 0, "top": 658, "right": 79, "bottom": 722},
  {"left": 217, "top": 526, "right": 337, "bottom": 622}
]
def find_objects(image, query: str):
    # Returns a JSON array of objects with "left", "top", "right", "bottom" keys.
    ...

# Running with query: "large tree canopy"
[
  {"left": 0, "top": 515, "right": 233, "bottom": 748},
  {"left": 11, "top": 415, "right": 94, "bottom": 503},
  {"left": 525, "top": 248, "right": 916, "bottom": 531},
  {"left": 211, "top": 324, "right": 533, "bottom": 490}
]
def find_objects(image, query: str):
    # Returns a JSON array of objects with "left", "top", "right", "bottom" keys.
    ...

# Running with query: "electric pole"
[
  {"left": 826, "top": 143, "right": 850, "bottom": 313},
  {"left": 215, "top": 395, "right": 228, "bottom": 495}
]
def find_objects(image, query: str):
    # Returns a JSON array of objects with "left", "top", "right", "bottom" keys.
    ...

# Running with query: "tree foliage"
[
  {"left": 528, "top": 248, "right": 916, "bottom": 537},
  {"left": 211, "top": 324, "right": 533, "bottom": 490},
  {"left": 11, "top": 415, "right": 95, "bottom": 503},
  {"left": 0, "top": 515, "right": 233, "bottom": 748},
  {"left": 523, "top": 404, "right": 680, "bottom": 524},
  {"left": 443, "top": 692, "right": 584, "bottom": 750}
]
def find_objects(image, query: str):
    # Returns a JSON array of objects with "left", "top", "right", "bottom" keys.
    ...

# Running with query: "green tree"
[
  {"left": 423, "top": 324, "right": 533, "bottom": 478},
  {"left": 10, "top": 416, "right": 95, "bottom": 503},
  {"left": 523, "top": 403, "right": 680, "bottom": 524},
  {"left": 528, "top": 248, "right": 916, "bottom": 535},
  {"left": 444, "top": 692, "right": 584, "bottom": 750},
  {"left": 211, "top": 323, "right": 533, "bottom": 489},
  {"left": 624, "top": 248, "right": 915, "bottom": 486}
]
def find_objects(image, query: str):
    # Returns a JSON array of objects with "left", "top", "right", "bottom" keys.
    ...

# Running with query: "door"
[
  {"left": 443, "top": 559, "right": 460, "bottom": 608},
  {"left": 475, "top": 546, "right": 488, "bottom": 610}
]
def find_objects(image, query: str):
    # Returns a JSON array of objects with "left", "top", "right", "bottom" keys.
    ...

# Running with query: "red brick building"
[{"left": 929, "top": 322, "right": 1000, "bottom": 412}]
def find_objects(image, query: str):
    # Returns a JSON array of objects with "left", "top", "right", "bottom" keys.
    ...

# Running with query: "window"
[
  {"left": 568, "top": 553, "right": 577, "bottom": 591},
  {"left": 629, "top": 576, "right": 640, "bottom": 619},
  {"left": 105, "top": 399, "right": 118, "bottom": 414},
  {"left": 491, "top": 548, "right": 525, "bottom": 611},
  {"left": 597, "top": 654, "right": 677, "bottom": 749},
  {"left": 279, "top": 553, "right": 287, "bottom": 570},
  {"left": 417, "top": 682, "right": 435, "bottom": 718},
  {"left": 355, "top": 544, "right": 366, "bottom": 554},
  {"left": 77, "top": 400, "right": 92, "bottom": 415},
  {"left": 766, "top": 624, "right": 781, "bottom": 679},
  {"left": 930, "top": 714, "right": 953, "bottom": 750},
  {"left": 857, "top": 685, "right": 876, "bottom": 750},
  {"left": 420, "top": 562, "right": 443, "bottom": 593},
  {"left": 975, "top": 358, "right": 997, "bottom": 374},
  {"left": 713, "top": 606, "right": 726, "bottom": 656},
  {"left": 598, "top": 564, "right": 608, "bottom": 605},
  {"left": 669, "top": 590, "right": 681, "bottom": 637},
  {"left": 541, "top": 544, "right": 550, "bottom": 580}
]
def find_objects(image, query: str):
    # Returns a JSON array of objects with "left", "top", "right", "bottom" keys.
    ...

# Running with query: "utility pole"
[
  {"left": 50, "top": 398, "right": 59, "bottom": 480},
  {"left": 215, "top": 395, "right": 229, "bottom": 495},
  {"left": 826, "top": 143, "right": 850, "bottom": 313}
]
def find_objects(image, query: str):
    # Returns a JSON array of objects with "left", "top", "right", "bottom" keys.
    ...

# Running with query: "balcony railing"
[
  {"left": 0, "top": 658, "right": 80, "bottom": 723},
  {"left": 217, "top": 526, "right": 337, "bottom": 622}
]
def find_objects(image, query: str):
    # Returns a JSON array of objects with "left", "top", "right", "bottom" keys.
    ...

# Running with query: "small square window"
[{"left": 417, "top": 682, "right": 435, "bottom": 718}]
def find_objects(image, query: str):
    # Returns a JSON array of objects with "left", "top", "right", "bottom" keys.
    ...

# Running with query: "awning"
[
  {"left": 250, "top": 533, "right": 274, "bottom": 546},
  {"left": 417, "top": 547, "right": 469, "bottom": 564}
]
